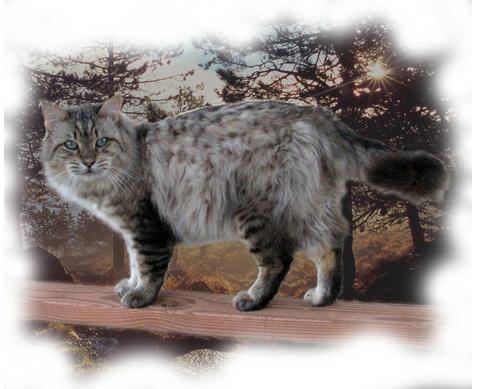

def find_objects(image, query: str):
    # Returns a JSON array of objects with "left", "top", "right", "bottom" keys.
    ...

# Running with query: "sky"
[{"left": 20, "top": 40, "right": 224, "bottom": 112}]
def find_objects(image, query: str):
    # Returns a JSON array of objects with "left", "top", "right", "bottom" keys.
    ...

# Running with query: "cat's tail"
[{"left": 344, "top": 134, "right": 450, "bottom": 205}]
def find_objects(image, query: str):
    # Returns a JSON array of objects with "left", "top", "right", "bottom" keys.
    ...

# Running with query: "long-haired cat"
[{"left": 40, "top": 95, "right": 449, "bottom": 311}]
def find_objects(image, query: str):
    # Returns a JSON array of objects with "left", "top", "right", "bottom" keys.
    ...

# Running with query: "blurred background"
[{"left": 14, "top": 19, "right": 454, "bottom": 308}]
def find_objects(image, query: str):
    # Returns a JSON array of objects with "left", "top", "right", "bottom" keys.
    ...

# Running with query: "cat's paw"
[
  {"left": 303, "top": 285, "right": 337, "bottom": 307},
  {"left": 232, "top": 291, "right": 264, "bottom": 312},
  {"left": 115, "top": 278, "right": 135, "bottom": 297},
  {"left": 120, "top": 287, "right": 157, "bottom": 309}
]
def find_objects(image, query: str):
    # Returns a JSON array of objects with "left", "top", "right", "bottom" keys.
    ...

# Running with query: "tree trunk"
[
  {"left": 325, "top": 43, "right": 358, "bottom": 300},
  {"left": 112, "top": 232, "right": 125, "bottom": 273},
  {"left": 340, "top": 182, "right": 356, "bottom": 299},
  {"left": 106, "top": 44, "right": 115, "bottom": 96},
  {"left": 406, "top": 203, "right": 425, "bottom": 254}
]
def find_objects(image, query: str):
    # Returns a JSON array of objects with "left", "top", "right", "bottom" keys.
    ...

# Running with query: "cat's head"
[{"left": 40, "top": 94, "right": 137, "bottom": 198}]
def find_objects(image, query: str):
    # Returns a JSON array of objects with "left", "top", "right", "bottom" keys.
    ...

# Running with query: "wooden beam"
[{"left": 15, "top": 282, "right": 435, "bottom": 344}]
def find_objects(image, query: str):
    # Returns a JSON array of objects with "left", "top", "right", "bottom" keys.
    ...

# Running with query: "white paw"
[
  {"left": 115, "top": 278, "right": 137, "bottom": 297},
  {"left": 304, "top": 285, "right": 333, "bottom": 307},
  {"left": 120, "top": 286, "right": 159, "bottom": 308},
  {"left": 233, "top": 290, "right": 262, "bottom": 311}
]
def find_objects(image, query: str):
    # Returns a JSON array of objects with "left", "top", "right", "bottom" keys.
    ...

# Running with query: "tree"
[{"left": 195, "top": 20, "right": 451, "bottom": 296}]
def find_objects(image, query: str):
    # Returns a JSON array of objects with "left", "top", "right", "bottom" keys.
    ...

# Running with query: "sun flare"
[{"left": 366, "top": 61, "right": 390, "bottom": 80}]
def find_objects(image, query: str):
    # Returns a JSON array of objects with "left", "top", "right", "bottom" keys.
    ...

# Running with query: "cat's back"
[
  {"left": 145, "top": 100, "right": 316, "bottom": 160},
  {"left": 164, "top": 100, "right": 312, "bottom": 130}
]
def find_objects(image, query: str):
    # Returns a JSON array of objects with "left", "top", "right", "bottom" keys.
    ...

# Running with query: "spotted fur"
[{"left": 40, "top": 95, "right": 449, "bottom": 311}]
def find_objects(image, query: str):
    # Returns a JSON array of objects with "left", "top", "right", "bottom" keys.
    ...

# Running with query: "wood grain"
[{"left": 15, "top": 281, "right": 436, "bottom": 344}]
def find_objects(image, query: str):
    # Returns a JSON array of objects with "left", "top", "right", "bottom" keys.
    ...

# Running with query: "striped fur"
[{"left": 41, "top": 96, "right": 449, "bottom": 310}]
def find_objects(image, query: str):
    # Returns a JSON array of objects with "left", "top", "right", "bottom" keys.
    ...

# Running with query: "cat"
[{"left": 40, "top": 94, "right": 449, "bottom": 311}]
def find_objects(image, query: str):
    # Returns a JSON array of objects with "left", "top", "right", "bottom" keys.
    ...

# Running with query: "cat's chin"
[{"left": 76, "top": 171, "right": 106, "bottom": 179}]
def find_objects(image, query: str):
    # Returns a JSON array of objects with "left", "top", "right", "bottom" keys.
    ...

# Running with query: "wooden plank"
[{"left": 15, "top": 281, "right": 435, "bottom": 344}]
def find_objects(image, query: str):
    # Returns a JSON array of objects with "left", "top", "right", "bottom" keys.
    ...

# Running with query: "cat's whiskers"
[
  {"left": 109, "top": 167, "right": 138, "bottom": 193},
  {"left": 62, "top": 173, "right": 75, "bottom": 196},
  {"left": 95, "top": 160, "right": 109, "bottom": 172},
  {"left": 113, "top": 171, "right": 136, "bottom": 200},
  {"left": 110, "top": 166, "right": 143, "bottom": 184},
  {"left": 71, "top": 175, "right": 78, "bottom": 195},
  {"left": 107, "top": 169, "right": 134, "bottom": 200},
  {"left": 49, "top": 169, "right": 69, "bottom": 183},
  {"left": 104, "top": 171, "right": 118, "bottom": 195},
  {"left": 107, "top": 171, "right": 126, "bottom": 198}
]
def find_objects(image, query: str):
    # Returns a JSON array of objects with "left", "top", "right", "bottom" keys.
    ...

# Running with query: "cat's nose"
[{"left": 83, "top": 160, "right": 96, "bottom": 168}]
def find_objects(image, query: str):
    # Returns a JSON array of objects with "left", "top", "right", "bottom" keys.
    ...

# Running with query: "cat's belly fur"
[
  {"left": 148, "top": 160, "right": 240, "bottom": 244},
  {"left": 151, "top": 190, "right": 239, "bottom": 245}
]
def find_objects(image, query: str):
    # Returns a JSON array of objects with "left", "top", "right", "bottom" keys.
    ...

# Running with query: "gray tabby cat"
[{"left": 40, "top": 94, "right": 449, "bottom": 311}]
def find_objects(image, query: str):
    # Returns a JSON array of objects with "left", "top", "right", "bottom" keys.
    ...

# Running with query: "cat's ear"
[
  {"left": 39, "top": 100, "right": 69, "bottom": 131},
  {"left": 98, "top": 93, "right": 122, "bottom": 123}
]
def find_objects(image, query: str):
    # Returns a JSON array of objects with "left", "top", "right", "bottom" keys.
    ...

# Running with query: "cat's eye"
[
  {"left": 95, "top": 137, "right": 108, "bottom": 148},
  {"left": 64, "top": 140, "right": 78, "bottom": 150}
]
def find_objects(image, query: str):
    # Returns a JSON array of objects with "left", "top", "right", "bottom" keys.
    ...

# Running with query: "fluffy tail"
[
  {"left": 338, "top": 130, "right": 450, "bottom": 204},
  {"left": 361, "top": 142, "right": 449, "bottom": 204},
  {"left": 365, "top": 149, "right": 449, "bottom": 204}
]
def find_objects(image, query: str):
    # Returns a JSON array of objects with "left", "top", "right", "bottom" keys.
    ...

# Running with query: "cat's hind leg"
[
  {"left": 234, "top": 212, "right": 295, "bottom": 312},
  {"left": 233, "top": 246, "right": 294, "bottom": 312},
  {"left": 303, "top": 246, "right": 342, "bottom": 307}
]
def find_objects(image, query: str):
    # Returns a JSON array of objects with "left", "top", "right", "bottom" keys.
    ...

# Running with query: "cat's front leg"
[
  {"left": 118, "top": 244, "right": 174, "bottom": 308},
  {"left": 115, "top": 242, "right": 140, "bottom": 297},
  {"left": 114, "top": 256, "right": 138, "bottom": 297},
  {"left": 115, "top": 199, "right": 177, "bottom": 308}
]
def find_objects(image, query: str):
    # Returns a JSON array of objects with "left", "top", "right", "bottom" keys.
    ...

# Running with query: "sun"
[
  {"left": 360, "top": 59, "right": 397, "bottom": 99},
  {"left": 366, "top": 61, "right": 390, "bottom": 80}
]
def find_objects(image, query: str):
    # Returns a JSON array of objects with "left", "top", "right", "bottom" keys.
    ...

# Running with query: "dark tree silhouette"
[{"left": 196, "top": 20, "right": 451, "bottom": 296}]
